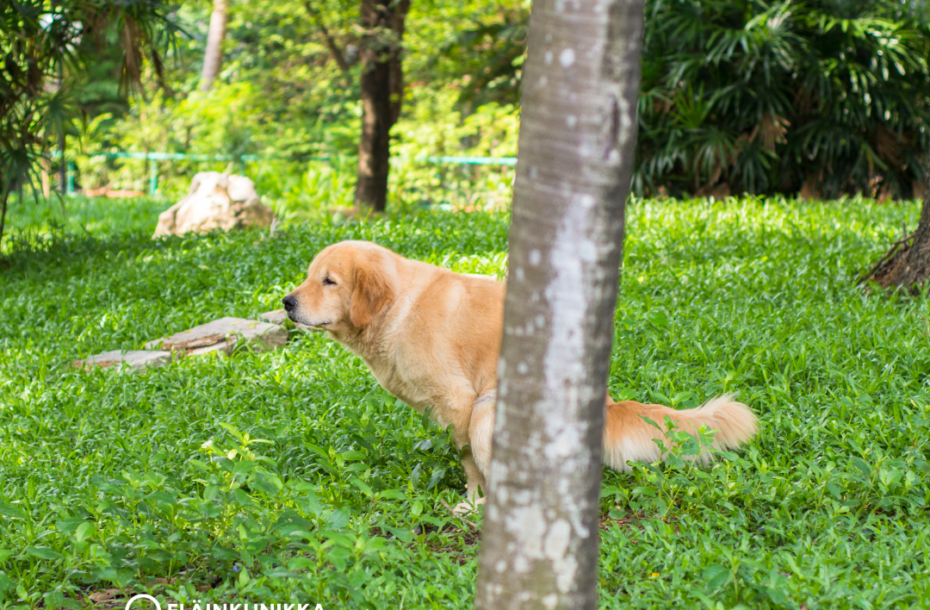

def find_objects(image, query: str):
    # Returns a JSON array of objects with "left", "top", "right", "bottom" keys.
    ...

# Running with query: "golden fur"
[{"left": 285, "top": 240, "right": 758, "bottom": 510}]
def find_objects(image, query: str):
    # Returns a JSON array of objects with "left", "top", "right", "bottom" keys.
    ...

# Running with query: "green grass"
[{"left": 0, "top": 195, "right": 927, "bottom": 609}]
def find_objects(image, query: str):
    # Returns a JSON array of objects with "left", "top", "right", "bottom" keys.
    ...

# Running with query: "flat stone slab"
[
  {"left": 145, "top": 317, "right": 287, "bottom": 357},
  {"left": 73, "top": 350, "right": 171, "bottom": 371},
  {"left": 258, "top": 309, "right": 288, "bottom": 325}
]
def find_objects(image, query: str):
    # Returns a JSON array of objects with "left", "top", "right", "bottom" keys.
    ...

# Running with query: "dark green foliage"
[
  {"left": 1, "top": 196, "right": 928, "bottom": 607},
  {"left": 429, "top": 10, "right": 527, "bottom": 110},
  {"left": 0, "top": 0, "right": 180, "bottom": 244},
  {"left": 636, "top": 0, "right": 930, "bottom": 198},
  {"left": 9, "top": 0, "right": 930, "bottom": 211}
]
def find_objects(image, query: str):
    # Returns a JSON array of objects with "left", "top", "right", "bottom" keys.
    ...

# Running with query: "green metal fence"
[{"left": 59, "top": 151, "right": 517, "bottom": 197}]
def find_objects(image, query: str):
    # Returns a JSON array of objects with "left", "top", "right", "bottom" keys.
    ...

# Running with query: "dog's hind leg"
[
  {"left": 454, "top": 390, "right": 496, "bottom": 514},
  {"left": 468, "top": 390, "right": 496, "bottom": 477}
]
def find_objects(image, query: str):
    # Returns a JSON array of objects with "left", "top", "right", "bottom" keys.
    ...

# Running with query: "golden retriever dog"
[{"left": 283, "top": 241, "right": 758, "bottom": 512}]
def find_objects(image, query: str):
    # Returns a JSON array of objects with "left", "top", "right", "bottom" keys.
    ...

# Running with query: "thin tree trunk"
[
  {"left": 387, "top": 0, "right": 409, "bottom": 126},
  {"left": 41, "top": 157, "right": 50, "bottom": 198},
  {"left": 200, "top": 0, "right": 229, "bottom": 92},
  {"left": 474, "top": 0, "right": 644, "bottom": 608},
  {"left": 58, "top": 113, "right": 66, "bottom": 196},
  {"left": 0, "top": 192, "right": 8, "bottom": 254},
  {"left": 864, "top": 158, "right": 930, "bottom": 291},
  {"left": 56, "top": 4, "right": 66, "bottom": 198},
  {"left": 355, "top": 0, "right": 409, "bottom": 212},
  {"left": 355, "top": 27, "right": 391, "bottom": 212}
]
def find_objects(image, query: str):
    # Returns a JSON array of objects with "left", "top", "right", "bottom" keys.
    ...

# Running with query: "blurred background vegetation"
[{"left": 4, "top": 0, "right": 930, "bottom": 230}]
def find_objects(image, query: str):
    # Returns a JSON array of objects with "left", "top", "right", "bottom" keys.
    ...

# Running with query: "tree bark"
[
  {"left": 387, "top": 1, "right": 407, "bottom": 126},
  {"left": 863, "top": 158, "right": 930, "bottom": 292},
  {"left": 354, "top": 0, "right": 409, "bottom": 212},
  {"left": 200, "top": 0, "right": 229, "bottom": 92},
  {"left": 474, "top": 1, "right": 644, "bottom": 609}
]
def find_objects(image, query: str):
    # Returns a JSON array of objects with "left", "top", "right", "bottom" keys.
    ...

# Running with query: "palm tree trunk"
[
  {"left": 200, "top": 0, "right": 229, "bottom": 92},
  {"left": 473, "top": 0, "right": 644, "bottom": 608},
  {"left": 863, "top": 158, "right": 930, "bottom": 291},
  {"left": 354, "top": 0, "right": 409, "bottom": 212}
]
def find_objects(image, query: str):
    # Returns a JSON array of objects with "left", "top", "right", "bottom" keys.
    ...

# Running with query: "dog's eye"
[{"left": 322, "top": 277, "right": 336, "bottom": 286}]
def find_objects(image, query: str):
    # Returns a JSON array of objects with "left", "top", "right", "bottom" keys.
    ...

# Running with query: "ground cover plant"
[{"left": 0, "top": 195, "right": 928, "bottom": 609}]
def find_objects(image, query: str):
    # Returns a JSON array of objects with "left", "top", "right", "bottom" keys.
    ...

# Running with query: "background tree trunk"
[
  {"left": 387, "top": 1, "right": 408, "bottom": 126},
  {"left": 200, "top": 0, "right": 229, "bottom": 92},
  {"left": 862, "top": 159, "right": 930, "bottom": 291},
  {"left": 474, "top": 0, "right": 644, "bottom": 608},
  {"left": 355, "top": 0, "right": 409, "bottom": 212}
]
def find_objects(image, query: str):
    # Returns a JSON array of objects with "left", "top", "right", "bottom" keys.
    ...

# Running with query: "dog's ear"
[{"left": 350, "top": 264, "right": 394, "bottom": 327}]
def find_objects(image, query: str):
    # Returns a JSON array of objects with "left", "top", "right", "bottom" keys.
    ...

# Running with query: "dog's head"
[{"left": 282, "top": 241, "right": 397, "bottom": 335}]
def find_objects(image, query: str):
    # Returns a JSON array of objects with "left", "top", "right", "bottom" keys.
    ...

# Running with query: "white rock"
[
  {"left": 145, "top": 317, "right": 287, "bottom": 357},
  {"left": 73, "top": 350, "right": 171, "bottom": 371},
  {"left": 153, "top": 172, "right": 275, "bottom": 238}
]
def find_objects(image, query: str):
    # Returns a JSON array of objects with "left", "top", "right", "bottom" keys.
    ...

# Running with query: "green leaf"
[
  {"left": 74, "top": 521, "right": 95, "bottom": 543},
  {"left": 187, "top": 458, "right": 210, "bottom": 472},
  {"left": 0, "top": 504, "right": 25, "bottom": 519},
  {"left": 426, "top": 468, "right": 446, "bottom": 490},
  {"left": 288, "top": 556, "right": 316, "bottom": 571},
  {"left": 74, "top": 521, "right": 94, "bottom": 542},
  {"left": 26, "top": 546, "right": 62, "bottom": 561},
  {"left": 384, "top": 526, "right": 414, "bottom": 543},
  {"left": 148, "top": 491, "right": 178, "bottom": 505},
  {"left": 380, "top": 489, "right": 407, "bottom": 501},
  {"left": 251, "top": 471, "right": 284, "bottom": 495},
  {"left": 327, "top": 507, "right": 350, "bottom": 531},
  {"left": 212, "top": 546, "right": 238, "bottom": 561},
  {"left": 274, "top": 511, "right": 313, "bottom": 530},
  {"left": 349, "top": 477, "right": 373, "bottom": 497},
  {"left": 55, "top": 517, "right": 87, "bottom": 533},
  {"left": 218, "top": 422, "right": 246, "bottom": 442},
  {"left": 851, "top": 457, "right": 872, "bottom": 477},
  {"left": 320, "top": 530, "right": 353, "bottom": 549},
  {"left": 702, "top": 564, "right": 730, "bottom": 589}
]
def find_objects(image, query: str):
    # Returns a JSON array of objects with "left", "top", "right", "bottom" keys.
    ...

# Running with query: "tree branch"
[{"left": 303, "top": 1, "right": 350, "bottom": 75}]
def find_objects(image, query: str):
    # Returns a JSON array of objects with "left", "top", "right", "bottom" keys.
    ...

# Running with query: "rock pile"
[{"left": 153, "top": 172, "right": 275, "bottom": 238}]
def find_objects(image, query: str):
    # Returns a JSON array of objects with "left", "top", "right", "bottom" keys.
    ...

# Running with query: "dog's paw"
[{"left": 453, "top": 495, "right": 486, "bottom": 515}]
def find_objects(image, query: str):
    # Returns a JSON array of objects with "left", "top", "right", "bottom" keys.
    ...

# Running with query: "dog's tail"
[{"left": 602, "top": 394, "right": 757, "bottom": 471}]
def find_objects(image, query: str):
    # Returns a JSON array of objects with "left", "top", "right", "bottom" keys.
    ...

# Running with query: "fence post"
[{"left": 66, "top": 161, "right": 75, "bottom": 196}]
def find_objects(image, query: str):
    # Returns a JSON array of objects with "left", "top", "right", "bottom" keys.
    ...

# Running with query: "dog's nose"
[{"left": 282, "top": 295, "right": 297, "bottom": 312}]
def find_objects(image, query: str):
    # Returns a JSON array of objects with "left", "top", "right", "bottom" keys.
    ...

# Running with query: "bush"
[{"left": 636, "top": 0, "right": 930, "bottom": 198}]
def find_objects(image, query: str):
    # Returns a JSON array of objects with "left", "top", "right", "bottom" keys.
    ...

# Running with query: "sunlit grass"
[{"left": 0, "top": 195, "right": 926, "bottom": 608}]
